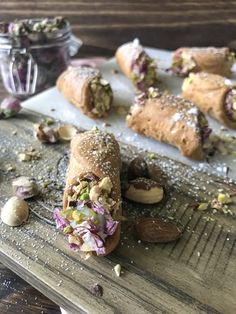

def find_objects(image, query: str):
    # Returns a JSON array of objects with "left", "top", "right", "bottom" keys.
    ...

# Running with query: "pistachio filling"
[
  {"left": 227, "top": 52, "right": 235, "bottom": 63},
  {"left": 53, "top": 175, "right": 119, "bottom": 255},
  {"left": 225, "top": 89, "right": 236, "bottom": 122},
  {"left": 172, "top": 51, "right": 196, "bottom": 76},
  {"left": 198, "top": 113, "right": 211, "bottom": 143},
  {"left": 90, "top": 77, "right": 112, "bottom": 117},
  {"left": 182, "top": 73, "right": 195, "bottom": 92},
  {"left": 131, "top": 51, "right": 157, "bottom": 91}
]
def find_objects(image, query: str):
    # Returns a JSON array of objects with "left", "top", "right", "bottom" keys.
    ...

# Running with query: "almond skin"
[
  {"left": 135, "top": 217, "right": 182, "bottom": 243},
  {"left": 147, "top": 162, "right": 168, "bottom": 187},
  {"left": 125, "top": 177, "right": 164, "bottom": 204},
  {"left": 127, "top": 156, "right": 148, "bottom": 180}
]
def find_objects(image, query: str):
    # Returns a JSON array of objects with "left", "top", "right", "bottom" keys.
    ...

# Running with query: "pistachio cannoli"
[
  {"left": 182, "top": 72, "right": 236, "bottom": 129},
  {"left": 56, "top": 66, "right": 113, "bottom": 118},
  {"left": 127, "top": 88, "right": 211, "bottom": 160},
  {"left": 172, "top": 47, "right": 234, "bottom": 77},
  {"left": 115, "top": 39, "right": 158, "bottom": 91},
  {"left": 53, "top": 129, "right": 122, "bottom": 258}
]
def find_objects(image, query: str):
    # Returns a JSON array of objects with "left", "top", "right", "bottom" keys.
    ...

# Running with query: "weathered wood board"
[{"left": 0, "top": 111, "right": 235, "bottom": 314}]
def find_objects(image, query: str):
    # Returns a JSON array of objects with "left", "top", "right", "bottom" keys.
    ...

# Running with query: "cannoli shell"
[
  {"left": 57, "top": 66, "right": 102, "bottom": 119},
  {"left": 176, "top": 47, "right": 233, "bottom": 77},
  {"left": 63, "top": 130, "right": 122, "bottom": 255},
  {"left": 115, "top": 42, "right": 137, "bottom": 79},
  {"left": 182, "top": 72, "right": 236, "bottom": 129},
  {"left": 127, "top": 93, "right": 204, "bottom": 160}
]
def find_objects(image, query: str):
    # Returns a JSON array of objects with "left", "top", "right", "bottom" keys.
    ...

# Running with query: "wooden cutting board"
[{"left": 0, "top": 111, "right": 235, "bottom": 314}]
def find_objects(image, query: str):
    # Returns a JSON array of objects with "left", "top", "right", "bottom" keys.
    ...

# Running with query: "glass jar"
[{"left": 0, "top": 17, "right": 80, "bottom": 99}]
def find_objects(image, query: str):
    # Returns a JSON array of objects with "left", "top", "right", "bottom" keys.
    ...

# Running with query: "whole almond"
[
  {"left": 127, "top": 156, "right": 148, "bottom": 180},
  {"left": 135, "top": 217, "right": 182, "bottom": 243},
  {"left": 125, "top": 177, "right": 164, "bottom": 204}
]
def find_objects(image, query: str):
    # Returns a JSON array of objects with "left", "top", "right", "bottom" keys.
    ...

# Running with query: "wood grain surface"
[
  {"left": 1, "top": 0, "right": 236, "bottom": 50},
  {"left": 0, "top": 112, "right": 235, "bottom": 314},
  {"left": 1, "top": 2, "right": 236, "bottom": 313}
]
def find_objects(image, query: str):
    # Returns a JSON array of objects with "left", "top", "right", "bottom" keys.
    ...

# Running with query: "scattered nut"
[
  {"left": 34, "top": 123, "right": 59, "bottom": 143},
  {"left": 125, "top": 177, "right": 164, "bottom": 204},
  {"left": 58, "top": 124, "right": 78, "bottom": 141},
  {"left": 127, "top": 156, "right": 148, "bottom": 180},
  {"left": 12, "top": 176, "right": 39, "bottom": 199},
  {"left": 89, "top": 283, "right": 103, "bottom": 297},
  {"left": 135, "top": 217, "right": 182, "bottom": 243},
  {"left": 1, "top": 196, "right": 29, "bottom": 226},
  {"left": 114, "top": 264, "right": 121, "bottom": 277},
  {"left": 18, "top": 150, "right": 41, "bottom": 162},
  {"left": 217, "top": 193, "right": 231, "bottom": 204},
  {"left": 197, "top": 203, "right": 209, "bottom": 211},
  {"left": 18, "top": 153, "right": 31, "bottom": 162}
]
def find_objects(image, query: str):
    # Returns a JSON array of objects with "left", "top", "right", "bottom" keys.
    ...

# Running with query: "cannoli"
[
  {"left": 126, "top": 88, "right": 211, "bottom": 160},
  {"left": 182, "top": 72, "right": 236, "bottom": 129},
  {"left": 172, "top": 47, "right": 234, "bottom": 77},
  {"left": 53, "top": 129, "right": 122, "bottom": 258},
  {"left": 115, "top": 39, "right": 158, "bottom": 91},
  {"left": 56, "top": 66, "right": 113, "bottom": 118}
]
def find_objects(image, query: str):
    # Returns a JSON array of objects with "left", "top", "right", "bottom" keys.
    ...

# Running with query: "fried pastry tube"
[
  {"left": 182, "top": 72, "right": 236, "bottom": 129},
  {"left": 56, "top": 66, "right": 113, "bottom": 118},
  {"left": 126, "top": 88, "right": 211, "bottom": 160},
  {"left": 172, "top": 47, "right": 235, "bottom": 77},
  {"left": 53, "top": 129, "right": 122, "bottom": 258},
  {"left": 115, "top": 39, "right": 158, "bottom": 91}
]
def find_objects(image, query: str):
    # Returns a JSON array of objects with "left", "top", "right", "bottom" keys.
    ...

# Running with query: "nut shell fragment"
[
  {"left": 135, "top": 217, "right": 182, "bottom": 243},
  {"left": 58, "top": 124, "right": 78, "bottom": 141},
  {"left": 125, "top": 177, "right": 164, "bottom": 204},
  {"left": 1, "top": 196, "right": 29, "bottom": 227}
]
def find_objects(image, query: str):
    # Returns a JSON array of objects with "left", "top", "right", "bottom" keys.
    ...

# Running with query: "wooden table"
[{"left": 0, "top": 1, "right": 236, "bottom": 313}]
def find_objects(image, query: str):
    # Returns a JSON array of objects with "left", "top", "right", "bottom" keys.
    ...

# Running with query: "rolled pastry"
[
  {"left": 127, "top": 88, "right": 211, "bottom": 160},
  {"left": 182, "top": 72, "right": 236, "bottom": 129},
  {"left": 115, "top": 39, "right": 158, "bottom": 91},
  {"left": 172, "top": 47, "right": 235, "bottom": 77},
  {"left": 56, "top": 66, "right": 113, "bottom": 118},
  {"left": 53, "top": 129, "right": 122, "bottom": 258}
]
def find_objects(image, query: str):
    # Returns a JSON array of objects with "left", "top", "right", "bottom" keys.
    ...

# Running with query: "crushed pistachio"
[
  {"left": 18, "top": 150, "right": 41, "bottom": 162},
  {"left": 80, "top": 193, "right": 90, "bottom": 201},
  {"left": 116, "top": 106, "right": 129, "bottom": 116},
  {"left": 148, "top": 87, "right": 160, "bottom": 98},
  {"left": 148, "top": 153, "right": 156, "bottom": 160},
  {"left": 63, "top": 225, "right": 73, "bottom": 234},
  {"left": 197, "top": 203, "right": 209, "bottom": 211},
  {"left": 217, "top": 193, "right": 231, "bottom": 204}
]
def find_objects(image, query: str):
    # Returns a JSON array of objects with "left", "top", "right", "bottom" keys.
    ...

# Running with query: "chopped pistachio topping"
[
  {"left": 227, "top": 52, "right": 235, "bottom": 62},
  {"left": 217, "top": 193, "right": 231, "bottom": 204},
  {"left": 197, "top": 203, "right": 209, "bottom": 211}
]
